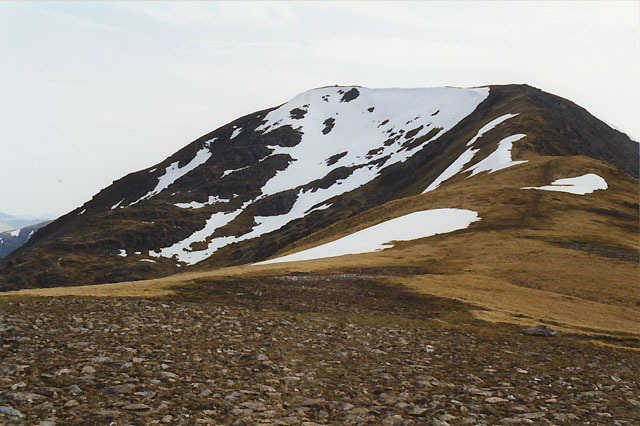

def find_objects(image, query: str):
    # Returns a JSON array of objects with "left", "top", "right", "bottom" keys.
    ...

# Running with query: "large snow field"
[
  {"left": 254, "top": 208, "right": 480, "bottom": 265},
  {"left": 151, "top": 86, "right": 490, "bottom": 264}
]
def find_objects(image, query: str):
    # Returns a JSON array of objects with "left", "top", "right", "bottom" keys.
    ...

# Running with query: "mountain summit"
[{"left": 1, "top": 84, "right": 637, "bottom": 291}]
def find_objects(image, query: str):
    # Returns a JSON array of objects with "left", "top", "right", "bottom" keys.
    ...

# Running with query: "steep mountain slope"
[{"left": 0, "top": 84, "right": 637, "bottom": 291}]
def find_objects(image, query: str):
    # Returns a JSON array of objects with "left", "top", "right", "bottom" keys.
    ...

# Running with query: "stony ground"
[{"left": 1, "top": 274, "right": 639, "bottom": 425}]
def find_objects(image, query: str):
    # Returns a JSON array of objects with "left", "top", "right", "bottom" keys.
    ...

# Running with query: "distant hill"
[
  {"left": 0, "top": 212, "right": 50, "bottom": 230},
  {"left": 0, "top": 221, "right": 52, "bottom": 259}
]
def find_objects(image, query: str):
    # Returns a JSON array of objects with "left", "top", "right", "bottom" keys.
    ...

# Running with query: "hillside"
[
  {"left": 0, "top": 221, "right": 52, "bottom": 259},
  {"left": 1, "top": 83, "right": 639, "bottom": 425},
  {"left": 0, "top": 84, "right": 637, "bottom": 292}
]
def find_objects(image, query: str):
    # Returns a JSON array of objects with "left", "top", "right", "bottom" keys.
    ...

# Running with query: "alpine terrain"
[
  {"left": 0, "top": 220, "right": 52, "bottom": 259},
  {"left": 1, "top": 84, "right": 638, "bottom": 425}
]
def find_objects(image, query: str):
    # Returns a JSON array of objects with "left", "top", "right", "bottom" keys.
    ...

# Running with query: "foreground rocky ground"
[{"left": 1, "top": 274, "right": 639, "bottom": 425}]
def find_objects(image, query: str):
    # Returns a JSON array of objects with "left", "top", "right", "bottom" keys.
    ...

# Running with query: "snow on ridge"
[
  {"left": 9, "top": 229, "right": 20, "bottom": 237},
  {"left": 522, "top": 173, "right": 607, "bottom": 195},
  {"left": 466, "top": 114, "right": 518, "bottom": 147},
  {"left": 131, "top": 146, "right": 212, "bottom": 205},
  {"left": 254, "top": 208, "right": 480, "bottom": 265},
  {"left": 422, "top": 114, "right": 520, "bottom": 194},
  {"left": 465, "top": 134, "right": 527, "bottom": 176}
]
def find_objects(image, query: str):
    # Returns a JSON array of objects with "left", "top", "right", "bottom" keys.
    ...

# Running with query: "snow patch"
[
  {"left": 117, "top": 249, "right": 127, "bottom": 257},
  {"left": 466, "top": 113, "right": 519, "bottom": 147},
  {"left": 230, "top": 127, "right": 243, "bottom": 139},
  {"left": 222, "top": 166, "right": 249, "bottom": 178},
  {"left": 423, "top": 148, "right": 478, "bottom": 193},
  {"left": 9, "top": 229, "right": 20, "bottom": 237},
  {"left": 140, "top": 259, "right": 156, "bottom": 263},
  {"left": 131, "top": 146, "right": 212, "bottom": 205},
  {"left": 306, "top": 203, "right": 333, "bottom": 214},
  {"left": 154, "top": 206, "right": 248, "bottom": 264},
  {"left": 423, "top": 114, "right": 520, "bottom": 193},
  {"left": 111, "top": 199, "right": 124, "bottom": 210},
  {"left": 174, "top": 196, "right": 231, "bottom": 209},
  {"left": 255, "top": 208, "right": 480, "bottom": 265},
  {"left": 522, "top": 173, "right": 608, "bottom": 195},
  {"left": 78, "top": 209, "right": 86, "bottom": 215},
  {"left": 465, "top": 134, "right": 527, "bottom": 176}
]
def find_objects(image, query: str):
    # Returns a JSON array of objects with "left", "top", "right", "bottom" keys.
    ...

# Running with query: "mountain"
[
  {"left": 0, "top": 212, "right": 49, "bottom": 231},
  {"left": 0, "top": 220, "right": 52, "bottom": 259},
  {"left": 0, "top": 84, "right": 637, "bottom": 291}
]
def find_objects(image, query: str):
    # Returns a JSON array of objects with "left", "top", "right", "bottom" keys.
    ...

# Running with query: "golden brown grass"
[{"left": 3, "top": 154, "right": 638, "bottom": 339}]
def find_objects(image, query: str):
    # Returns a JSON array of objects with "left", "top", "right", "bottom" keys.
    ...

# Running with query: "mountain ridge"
[{"left": 1, "top": 83, "right": 637, "bottom": 291}]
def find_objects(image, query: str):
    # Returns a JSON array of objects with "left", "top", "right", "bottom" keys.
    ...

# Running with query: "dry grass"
[
  {"left": 395, "top": 274, "right": 639, "bottom": 335},
  {"left": 3, "top": 154, "right": 638, "bottom": 340}
]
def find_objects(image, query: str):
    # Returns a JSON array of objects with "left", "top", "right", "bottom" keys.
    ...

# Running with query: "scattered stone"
[
  {"left": 81, "top": 366, "right": 96, "bottom": 374},
  {"left": 485, "top": 397, "right": 509, "bottom": 403},
  {"left": 521, "top": 325, "right": 558, "bottom": 337},
  {"left": 0, "top": 391, "right": 45, "bottom": 402},
  {"left": 0, "top": 286, "right": 637, "bottom": 424},
  {"left": 0, "top": 405, "right": 24, "bottom": 418},
  {"left": 93, "top": 408, "right": 122, "bottom": 417},
  {"left": 103, "top": 384, "right": 135, "bottom": 395},
  {"left": 63, "top": 399, "right": 79, "bottom": 408},
  {"left": 408, "top": 406, "right": 428, "bottom": 416},
  {"left": 155, "top": 371, "right": 178, "bottom": 380},
  {"left": 122, "top": 403, "right": 152, "bottom": 412}
]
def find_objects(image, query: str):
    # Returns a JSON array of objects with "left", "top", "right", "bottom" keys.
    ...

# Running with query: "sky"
[{"left": 1, "top": 1, "right": 638, "bottom": 219}]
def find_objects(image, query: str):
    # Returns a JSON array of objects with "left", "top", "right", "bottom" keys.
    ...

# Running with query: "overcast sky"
[{"left": 1, "top": 1, "right": 638, "bottom": 219}]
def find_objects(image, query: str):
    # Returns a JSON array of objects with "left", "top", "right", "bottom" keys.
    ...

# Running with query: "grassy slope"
[{"left": 4, "top": 153, "right": 638, "bottom": 340}]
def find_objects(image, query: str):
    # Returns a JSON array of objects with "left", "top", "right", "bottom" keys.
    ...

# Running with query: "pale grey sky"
[{"left": 1, "top": 1, "right": 638, "bottom": 219}]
